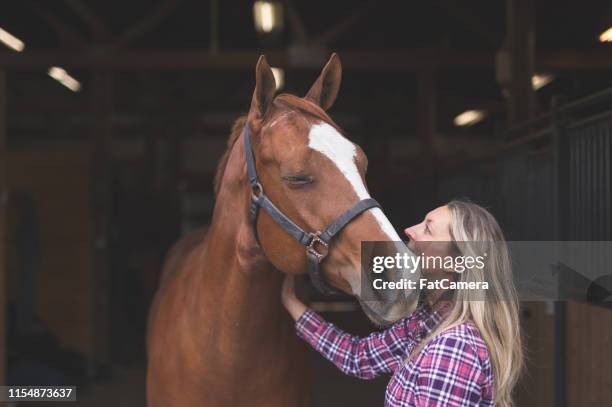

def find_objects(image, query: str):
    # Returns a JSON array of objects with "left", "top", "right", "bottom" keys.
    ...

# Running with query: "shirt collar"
[{"left": 416, "top": 300, "right": 452, "bottom": 336}]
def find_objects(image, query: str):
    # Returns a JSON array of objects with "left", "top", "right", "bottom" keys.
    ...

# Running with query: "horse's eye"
[{"left": 282, "top": 175, "right": 313, "bottom": 186}]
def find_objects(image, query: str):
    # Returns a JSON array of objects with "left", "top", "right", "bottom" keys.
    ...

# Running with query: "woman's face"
[{"left": 404, "top": 205, "right": 453, "bottom": 259}]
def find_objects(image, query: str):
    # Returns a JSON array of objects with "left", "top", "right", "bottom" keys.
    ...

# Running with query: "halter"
[{"left": 243, "top": 124, "right": 381, "bottom": 294}]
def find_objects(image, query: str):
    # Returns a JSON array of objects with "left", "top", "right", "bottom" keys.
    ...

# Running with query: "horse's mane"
[
  {"left": 213, "top": 94, "right": 341, "bottom": 196},
  {"left": 213, "top": 116, "right": 247, "bottom": 196}
]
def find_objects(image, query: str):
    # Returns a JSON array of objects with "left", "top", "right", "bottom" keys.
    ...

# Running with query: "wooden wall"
[
  {"left": 6, "top": 151, "right": 95, "bottom": 359},
  {"left": 514, "top": 301, "right": 612, "bottom": 407},
  {"left": 567, "top": 302, "right": 612, "bottom": 406},
  {"left": 515, "top": 302, "right": 555, "bottom": 407}
]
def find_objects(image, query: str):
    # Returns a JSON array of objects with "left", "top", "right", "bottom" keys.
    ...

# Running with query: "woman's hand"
[{"left": 281, "top": 275, "right": 308, "bottom": 321}]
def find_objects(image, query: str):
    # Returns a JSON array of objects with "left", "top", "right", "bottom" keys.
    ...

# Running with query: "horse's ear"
[
  {"left": 248, "top": 55, "right": 277, "bottom": 123},
  {"left": 305, "top": 53, "right": 342, "bottom": 110}
]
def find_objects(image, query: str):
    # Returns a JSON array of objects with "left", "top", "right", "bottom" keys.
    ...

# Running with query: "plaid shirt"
[{"left": 295, "top": 303, "right": 494, "bottom": 406}]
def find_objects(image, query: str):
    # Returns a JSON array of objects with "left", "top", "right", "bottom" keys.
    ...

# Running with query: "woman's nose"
[{"left": 404, "top": 226, "right": 416, "bottom": 241}]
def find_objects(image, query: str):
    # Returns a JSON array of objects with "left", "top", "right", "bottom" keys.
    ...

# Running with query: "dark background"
[{"left": 0, "top": 0, "right": 611, "bottom": 405}]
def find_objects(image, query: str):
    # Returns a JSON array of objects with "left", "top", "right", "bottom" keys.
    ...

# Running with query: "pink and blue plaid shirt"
[{"left": 295, "top": 303, "right": 494, "bottom": 406}]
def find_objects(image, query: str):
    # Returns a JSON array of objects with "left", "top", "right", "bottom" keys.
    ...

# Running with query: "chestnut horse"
[{"left": 146, "top": 54, "right": 418, "bottom": 406}]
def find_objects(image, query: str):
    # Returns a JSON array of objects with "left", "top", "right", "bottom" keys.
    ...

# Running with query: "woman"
[{"left": 282, "top": 200, "right": 523, "bottom": 407}]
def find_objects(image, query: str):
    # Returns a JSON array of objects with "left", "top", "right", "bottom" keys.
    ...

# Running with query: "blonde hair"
[{"left": 407, "top": 199, "right": 524, "bottom": 407}]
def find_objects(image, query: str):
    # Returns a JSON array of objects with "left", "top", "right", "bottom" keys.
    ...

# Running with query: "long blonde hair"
[{"left": 408, "top": 199, "right": 524, "bottom": 407}]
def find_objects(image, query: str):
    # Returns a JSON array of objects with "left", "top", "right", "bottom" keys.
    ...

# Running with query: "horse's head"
[{"left": 244, "top": 54, "right": 418, "bottom": 325}]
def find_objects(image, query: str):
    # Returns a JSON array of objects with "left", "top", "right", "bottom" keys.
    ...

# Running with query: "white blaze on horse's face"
[{"left": 307, "top": 123, "right": 401, "bottom": 242}]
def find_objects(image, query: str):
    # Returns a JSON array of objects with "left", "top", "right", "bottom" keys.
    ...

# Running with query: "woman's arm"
[
  {"left": 281, "top": 274, "right": 308, "bottom": 320},
  {"left": 282, "top": 275, "right": 414, "bottom": 380}
]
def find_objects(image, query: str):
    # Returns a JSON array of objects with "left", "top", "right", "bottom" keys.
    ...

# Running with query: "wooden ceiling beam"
[
  {"left": 28, "top": 2, "right": 88, "bottom": 49},
  {"left": 0, "top": 48, "right": 610, "bottom": 71},
  {"left": 64, "top": 0, "right": 111, "bottom": 38},
  {"left": 430, "top": 0, "right": 499, "bottom": 47},
  {"left": 313, "top": 0, "right": 378, "bottom": 45},
  {"left": 109, "top": 0, "right": 182, "bottom": 49}
]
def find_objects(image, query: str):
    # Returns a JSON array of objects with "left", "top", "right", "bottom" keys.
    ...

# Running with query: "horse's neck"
[
  {"left": 178, "top": 218, "right": 309, "bottom": 397},
  {"left": 194, "top": 191, "right": 291, "bottom": 358},
  {"left": 186, "top": 130, "right": 296, "bottom": 362}
]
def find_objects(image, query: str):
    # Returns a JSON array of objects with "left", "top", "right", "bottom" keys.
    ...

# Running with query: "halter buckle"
[
  {"left": 306, "top": 232, "right": 329, "bottom": 263},
  {"left": 250, "top": 182, "right": 264, "bottom": 201}
]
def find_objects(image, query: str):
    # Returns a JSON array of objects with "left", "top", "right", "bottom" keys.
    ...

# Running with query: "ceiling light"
[
  {"left": 0, "top": 27, "right": 25, "bottom": 52},
  {"left": 48, "top": 67, "right": 81, "bottom": 92},
  {"left": 253, "top": 1, "right": 283, "bottom": 34},
  {"left": 599, "top": 27, "right": 612, "bottom": 42},
  {"left": 454, "top": 110, "right": 486, "bottom": 127},
  {"left": 532, "top": 73, "right": 554, "bottom": 90},
  {"left": 271, "top": 67, "right": 284, "bottom": 90}
]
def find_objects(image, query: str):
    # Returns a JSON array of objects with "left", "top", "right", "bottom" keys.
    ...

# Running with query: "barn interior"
[{"left": 0, "top": 0, "right": 611, "bottom": 405}]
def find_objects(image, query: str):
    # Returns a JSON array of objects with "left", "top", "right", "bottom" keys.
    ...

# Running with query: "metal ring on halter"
[
  {"left": 306, "top": 232, "right": 329, "bottom": 262},
  {"left": 250, "top": 182, "right": 264, "bottom": 201}
]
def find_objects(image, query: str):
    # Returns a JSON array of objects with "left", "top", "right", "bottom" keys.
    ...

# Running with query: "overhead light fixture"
[
  {"left": 253, "top": 1, "right": 283, "bottom": 34},
  {"left": 48, "top": 67, "right": 81, "bottom": 92},
  {"left": 0, "top": 27, "right": 25, "bottom": 52},
  {"left": 271, "top": 67, "right": 284, "bottom": 90},
  {"left": 532, "top": 73, "right": 554, "bottom": 90},
  {"left": 599, "top": 27, "right": 612, "bottom": 42},
  {"left": 454, "top": 110, "right": 486, "bottom": 127}
]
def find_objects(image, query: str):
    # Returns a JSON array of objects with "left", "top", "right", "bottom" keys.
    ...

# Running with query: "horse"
[{"left": 146, "top": 53, "right": 418, "bottom": 407}]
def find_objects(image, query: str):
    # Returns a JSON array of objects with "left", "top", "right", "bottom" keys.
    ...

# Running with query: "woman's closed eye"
[{"left": 282, "top": 175, "right": 314, "bottom": 186}]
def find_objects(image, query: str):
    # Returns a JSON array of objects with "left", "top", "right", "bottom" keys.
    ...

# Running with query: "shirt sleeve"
[
  {"left": 295, "top": 308, "right": 417, "bottom": 380},
  {"left": 415, "top": 334, "right": 486, "bottom": 407}
]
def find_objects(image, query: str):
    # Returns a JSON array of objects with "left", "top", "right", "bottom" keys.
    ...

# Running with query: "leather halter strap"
[{"left": 243, "top": 124, "right": 381, "bottom": 294}]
